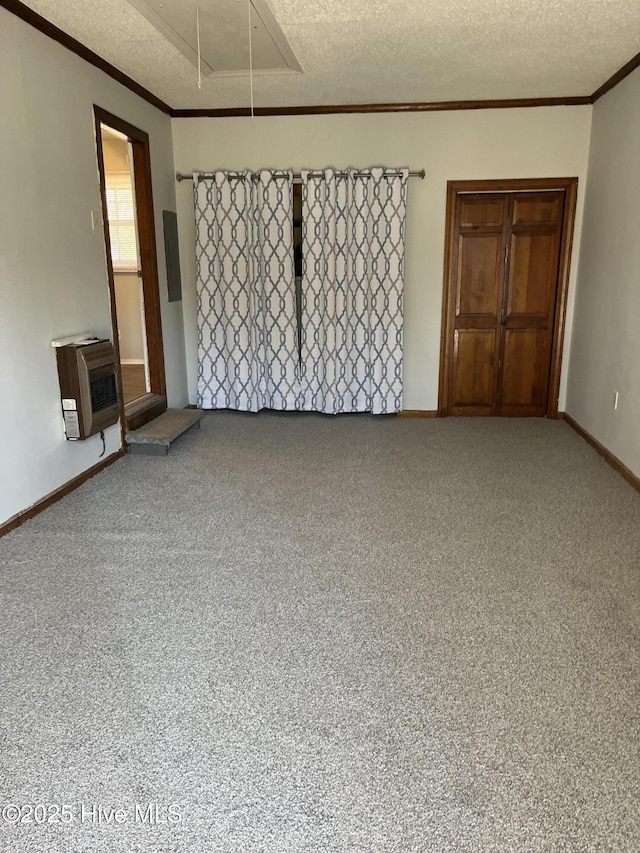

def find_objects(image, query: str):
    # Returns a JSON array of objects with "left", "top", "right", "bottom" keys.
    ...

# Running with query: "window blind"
[{"left": 105, "top": 172, "right": 138, "bottom": 270}]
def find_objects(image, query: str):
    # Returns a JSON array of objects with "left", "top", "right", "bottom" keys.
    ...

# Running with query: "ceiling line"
[
  {"left": 591, "top": 48, "right": 640, "bottom": 101},
  {"left": 1, "top": 0, "right": 172, "bottom": 114},
  {"left": 3, "top": 0, "right": 639, "bottom": 117},
  {"left": 169, "top": 97, "right": 593, "bottom": 118}
]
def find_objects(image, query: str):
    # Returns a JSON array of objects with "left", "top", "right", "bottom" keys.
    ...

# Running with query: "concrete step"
[{"left": 125, "top": 408, "right": 204, "bottom": 455}]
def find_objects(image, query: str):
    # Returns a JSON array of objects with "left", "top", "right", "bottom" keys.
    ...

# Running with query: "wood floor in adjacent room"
[
  {"left": 1, "top": 413, "right": 639, "bottom": 852},
  {"left": 120, "top": 362, "right": 147, "bottom": 404}
]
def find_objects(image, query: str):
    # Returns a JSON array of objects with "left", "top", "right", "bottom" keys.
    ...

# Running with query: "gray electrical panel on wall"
[{"left": 163, "top": 209, "right": 182, "bottom": 303}]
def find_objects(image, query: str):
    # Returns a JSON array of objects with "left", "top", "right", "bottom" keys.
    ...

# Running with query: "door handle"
[{"left": 500, "top": 318, "right": 507, "bottom": 326}]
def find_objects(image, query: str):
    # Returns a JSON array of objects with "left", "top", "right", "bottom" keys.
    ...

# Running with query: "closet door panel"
[{"left": 451, "top": 329, "right": 497, "bottom": 414}]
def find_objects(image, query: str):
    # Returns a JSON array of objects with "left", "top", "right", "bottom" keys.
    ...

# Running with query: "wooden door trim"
[
  {"left": 438, "top": 177, "right": 578, "bottom": 418},
  {"left": 94, "top": 106, "right": 167, "bottom": 434}
]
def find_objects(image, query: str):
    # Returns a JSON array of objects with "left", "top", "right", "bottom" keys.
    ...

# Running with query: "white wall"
[
  {"left": 172, "top": 108, "right": 592, "bottom": 410},
  {"left": 566, "top": 68, "right": 640, "bottom": 478},
  {"left": 0, "top": 8, "right": 188, "bottom": 526}
]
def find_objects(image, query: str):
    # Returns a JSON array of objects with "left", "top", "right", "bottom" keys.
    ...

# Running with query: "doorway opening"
[
  {"left": 94, "top": 107, "right": 167, "bottom": 433},
  {"left": 100, "top": 127, "right": 149, "bottom": 404},
  {"left": 439, "top": 178, "right": 578, "bottom": 418}
]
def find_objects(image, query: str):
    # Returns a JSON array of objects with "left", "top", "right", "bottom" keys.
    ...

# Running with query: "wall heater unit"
[{"left": 55, "top": 339, "right": 120, "bottom": 440}]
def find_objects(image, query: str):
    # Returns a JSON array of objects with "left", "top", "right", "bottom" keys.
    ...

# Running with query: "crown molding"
[
  {"left": 591, "top": 49, "right": 640, "bottom": 102},
  {"left": 1, "top": 0, "right": 172, "bottom": 114},
  {"left": 3, "top": 0, "right": 640, "bottom": 118},
  {"left": 170, "top": 97, "right": 592, "bottom": 118}
]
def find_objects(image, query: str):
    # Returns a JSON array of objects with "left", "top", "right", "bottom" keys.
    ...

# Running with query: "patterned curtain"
[
  {"left": 194, "top": 170, "right": 299, "bottom": 412},
  {"left": 299, "top": 167, "right": 409, "bottom": 414}
]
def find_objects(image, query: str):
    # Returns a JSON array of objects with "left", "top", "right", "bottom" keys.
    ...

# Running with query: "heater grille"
[{"left": 90, "top": 368, "right": 119, "bottom": 413}]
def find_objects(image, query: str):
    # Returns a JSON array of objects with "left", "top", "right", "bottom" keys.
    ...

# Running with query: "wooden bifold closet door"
[{"left": 444, "top": 190, "right": 565, "bottom": 417}]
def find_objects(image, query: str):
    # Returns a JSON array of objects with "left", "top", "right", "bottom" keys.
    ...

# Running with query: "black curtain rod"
[{"left": 176, "top": 169, "right": 425, "bottom": 182}]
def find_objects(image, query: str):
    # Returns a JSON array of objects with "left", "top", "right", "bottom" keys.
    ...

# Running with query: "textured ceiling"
[{"left": 19, "top": 0, "right": 640, "bottom": 109}]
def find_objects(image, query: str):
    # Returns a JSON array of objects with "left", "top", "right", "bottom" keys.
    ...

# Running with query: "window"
[{"left": 105, "top": 172, "right": 138, "bottom": 270}]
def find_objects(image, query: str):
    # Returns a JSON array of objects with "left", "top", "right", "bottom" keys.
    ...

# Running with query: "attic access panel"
[{"left": 127, "top": 0, "right": 302, "bottom": 76}]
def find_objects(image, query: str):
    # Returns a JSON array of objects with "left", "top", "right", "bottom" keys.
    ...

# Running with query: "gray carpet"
[{"left": 1, "top": 413, "right": 639, "bottom": 852}]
